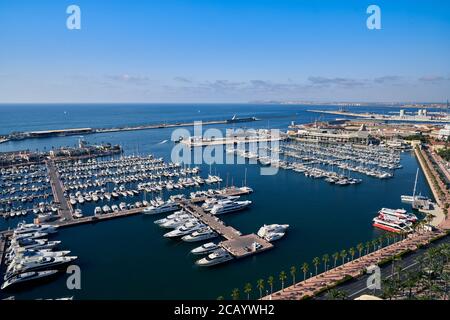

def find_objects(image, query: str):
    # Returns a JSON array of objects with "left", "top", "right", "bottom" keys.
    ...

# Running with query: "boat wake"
[{"left": 157, "top": 140, "right": 168, "bottom": 145}]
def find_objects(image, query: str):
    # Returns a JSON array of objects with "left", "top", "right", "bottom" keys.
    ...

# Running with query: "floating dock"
[{"left": 179, "top": 198, "right": 273, "bottom": 259}]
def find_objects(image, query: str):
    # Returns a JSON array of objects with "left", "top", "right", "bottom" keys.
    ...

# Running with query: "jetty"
[
  {"left": 46, "top": 160, "right": 74, "bottom": 222},
  {"left": 179, "top": 200, "right": 273, "bottom": 259},
  {"left": 0, "top": 117, "right": 259, "bottom": 144}
]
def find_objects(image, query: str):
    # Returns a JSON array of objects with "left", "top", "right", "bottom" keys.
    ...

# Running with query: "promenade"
[{"left": 263, "top": 230, "right": 446, "bottom": 300}]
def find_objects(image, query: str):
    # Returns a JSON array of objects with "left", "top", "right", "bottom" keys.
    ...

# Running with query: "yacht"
[
  {"left": 6, "top": 256, "right": 78, "bottom": 276},
  {"left": 160, "top": 216, "right": 196, "bottom": 229},
  {"left": 102, "top": 205, "right": 111, "bottom": 214},
  {"left": 181, "top": 228, "right": 218, "bottom": 242},
  {"left": 73, "top": 209, "right": 83, "bottom": 219},
  {"left": 210, "top": 200, "right": 252, "bottom": 215},
  {"left": 143, "top": 201, "right": 180, "bottom": 215},
  {"left": 8, "top": 240, "right": 60, "bottom": 252},
  {"left": 257, "top": 224, "right": 289, "bottom": 238},
  {"left": 94, "top": 207, "right": 102, "bottom": 215},
  {"left": 378, "top": 208, "right": 417, "bottom": 222},
  {"left": 119, "top": 202, "right": 127, "bottom": 211},
  {"left": 190, "top": 242, "right": 219, "bottom": 255},
  {"left": 1, "top": 270, "right": 58, "bottom": 290},
  {"left": 372, "top": 217, "right": 413, "bottom": 233},
  {"left": 15, "top": 223, "right": 58, "bottom": 234},
  {"left": 163, "top": 221, "right": 205, "bottom": 238},
  {"left": 195, "top": 248, "right": 233, "bottom": 267},
  {"left": 14, "top": 232, "right": 48, "bottom": 240}
]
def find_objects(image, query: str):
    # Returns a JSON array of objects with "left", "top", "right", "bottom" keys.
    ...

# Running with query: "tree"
[
  {"left": 244, "top": 283, "right": 252, "bottom": 300},
  {"left": 217, "top": 296, "right": 224, "bottom": 300},
  {"left": 267, "top": 276, "right": 274, "bottom": 295},
  {"left": 326, "top": 289, "right": 348, "bottom": 300},
  {"left": 313, "top": 257, "right": 320, "bottom": 276},
  {"left": 279, "top": 271, "right": 287, "bottom": 291},
  {"left": 290, "top": 266, "right": 297, "bottom": 285},
  {"left": 378, "top": 236, "right": 384, "bottom": 249},
  {"left": 357, "top": 243, "right": 364, "bottom": 258},
  {"left": 256, "top": 279, "right": 265, "bottom": 299},
  {"left": 392, "top": 255, "right": 402, "bottom": 276},
  {"left": 349, "top": 247, "right": 355, "bottom": 261},
  {"left": 302, "top": 262, "right": 309, "bottom": 281},
  {"left": 371, "top": 239, "right": 378, "bottom": 252},
  {"left": 231, "top": 288, "right": 240, "bottom": 300},
  {"left": 365, "top": 241, "right": 371, "bottom": 255},
  {"left": 322, "top": 254, "right": 329, "bottom": 272},
  {"left": 332, "top": 252, "right": 339, "bottom": 268},
  {"left": 340, "top": 249, "right": 347, "bottom": 266}
]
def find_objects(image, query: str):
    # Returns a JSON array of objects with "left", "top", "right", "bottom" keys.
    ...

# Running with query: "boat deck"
[{"left": 220, "top": 234, "right": 273, "bottom": 258}]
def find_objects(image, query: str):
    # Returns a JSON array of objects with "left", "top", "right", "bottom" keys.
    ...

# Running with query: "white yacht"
[
  {"left": 14, "top": 232, "right": 48, "bottom": 240},
  {"left": 160, "top": 216, "right": 196, "bottom": 229},
  {"left": 195, "top": 248, "right": 233, "bottom": 267},
  {"left": 14, "top": 223, "right": 58, "bottom": 234},
  {"left": 210, "top": 200, "right": 252, "bottom": 215},
  {"left": 163, "top": 221, "right": 205, "bottom": 238},
  {"left": 6, "top": 256, "right": 78, "bottom": 276},
  {"left": 119, "top": 202, "right": 127, "bottom": 211},
  {"left": 143, "top": 201, "right": 180, "bottom": 215},
  {"left": 94, "top": 207, "right": 102, "bottom": 215},
  {"left": 257, "top": 224, "right": 289, "bottom": 238},
  {"left": 1, "top": 270, "right": 58, "bottom": 290},
  {"left": 190, "top": 242, "right": 219, "bottom": 255},
  {"left": 182, "top": 228, "right": 218, "bottom": 242}
]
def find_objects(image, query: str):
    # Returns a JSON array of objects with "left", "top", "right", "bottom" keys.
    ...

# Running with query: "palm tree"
[
  {"left": 392, "top": 255, "right": 402, "bottom": 276},
  {"left": 340, "top": 249, "right": 347, "bottom": 265},
  {"left": 371, "top": 239, "right": 378, "bottom": 252},
  {"left": 279, "top": 271, "right": 287, "bottom": 291},
  {"left": 244, "top": 283, "right": 252, "bottom": 300},
  {"left": 332, "top": 252, "right": 339, "bottom": 268},
  {"left": 365, "top": 241, "right": 371, "bottom": 255},
  {"left": 217, "top": 296, "right": 224, "bottom": 300},
  {"left": 349, "top": 247, "right": 355, "bottom": 261},
  {"left": 290, "top": 266, "right": 297, "bottom": 285},
  {"left": 326, "top": 289, "right": 348, "bottom": 300},
  {"left": 357, "top": 243, "right": 364, "bottom": 258},
  {"left": 378, "top": 236, "right": 384, "bottom": 249},
  {"left": 312, "top": 257, "right": 320, "bottom": 276},
  {"left": 231, "top": 288, "right": 240, "bottom": 300},
  {"left": 302, "top": 262, "right": 309, "bottom": 281},
  {"left": 256, "top": 279, "right": 265, "bottom": 299},
  {"left": 322, "top": 254, "right": 329, "bottom": 272},
  {"left": 267, "top": 276, "right": 274, "bottom": 295}
]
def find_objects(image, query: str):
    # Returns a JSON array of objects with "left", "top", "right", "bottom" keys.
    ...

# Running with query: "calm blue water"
[{"left": 0, "top": 104, "right": 433, "bottom": 300}]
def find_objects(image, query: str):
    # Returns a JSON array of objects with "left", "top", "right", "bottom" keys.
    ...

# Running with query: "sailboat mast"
[{"left": 412, "top": 168, "right": 419, "bottom": 198}]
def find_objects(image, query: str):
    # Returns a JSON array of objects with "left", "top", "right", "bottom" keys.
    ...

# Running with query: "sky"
[{"left": 0, "top": 0, "right": 449, "bottom": 103}]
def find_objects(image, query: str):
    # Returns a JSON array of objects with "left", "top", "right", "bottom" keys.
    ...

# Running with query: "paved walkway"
[
  {"left": 263, "top": 230, "right": 445, "bottom": 300},
  {"left": 46, "top": 159, "right": 73, "bottom": 222}
]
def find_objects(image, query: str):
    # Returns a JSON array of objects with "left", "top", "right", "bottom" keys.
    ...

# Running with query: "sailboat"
[{"left": 401, "top": 168, "right": 429, "bottom": 204}]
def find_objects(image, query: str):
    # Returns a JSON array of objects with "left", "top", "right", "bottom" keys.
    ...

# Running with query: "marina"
[{"left": 0, "top": 103, "right": 447, "bottom": 300}]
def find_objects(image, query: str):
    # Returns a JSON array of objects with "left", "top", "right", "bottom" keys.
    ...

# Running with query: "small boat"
[{"left": 191, "top": 242, "right": 219, "bottom": 255}]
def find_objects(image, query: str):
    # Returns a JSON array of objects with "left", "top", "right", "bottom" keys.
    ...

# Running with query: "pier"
[
  {"left": 46, "top": 160, "right": 74, "bottom": 222},
  {"left": 179, "top": 198, "right": 273, "bottom": 259},
  {"left": 0, "top": 234, "right": 6, "bottom": 270}
]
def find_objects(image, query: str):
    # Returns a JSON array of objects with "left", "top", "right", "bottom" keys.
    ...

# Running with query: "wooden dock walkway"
[
  {"left": 46, "top": 159, "right": 74, "bottom": 222},
  {"left": 179, "top": 193, "right": 273, "bottom": 259}
]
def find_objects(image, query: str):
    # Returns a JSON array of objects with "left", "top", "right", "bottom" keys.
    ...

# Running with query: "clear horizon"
[{"left": 0, "top": 0, "right": 449, "bottom": 103}]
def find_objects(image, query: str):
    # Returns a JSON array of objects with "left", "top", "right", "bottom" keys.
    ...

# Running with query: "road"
[{"left": 315, "top": 234, "right": 449, "bottom": 299}]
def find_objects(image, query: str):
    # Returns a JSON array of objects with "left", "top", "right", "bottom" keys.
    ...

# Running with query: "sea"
[{"left": 0, "top": 103, "right": 433, "bottom": 300}]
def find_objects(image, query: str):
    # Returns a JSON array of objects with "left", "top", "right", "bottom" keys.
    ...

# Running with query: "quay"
[
  {"left": 262, "top": 230, "right": 447, "bottom": 300},
  {"left": 1, "top": 117, "right": 259, "bottom": 144},
  {"left": 0, "top": 234, "right": 6, "bottom": 270},
  {"left": 46, "top": 159, "right": 74, "bottom": 222},
  {"left": 179, "top": 196, "right": 273, "bottom": 259},
  {"left": 181, "top": 136, "right": 286, "bottom": 147},
  {"left": 307, "top": 109, "right": 450, "bottom": 123}
]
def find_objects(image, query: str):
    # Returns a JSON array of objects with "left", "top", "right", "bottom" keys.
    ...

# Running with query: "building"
[{"left": 288, "top": 124, "right": 373, "bottom": 144}]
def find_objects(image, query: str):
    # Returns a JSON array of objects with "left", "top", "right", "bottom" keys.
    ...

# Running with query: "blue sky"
[{"left": 0, "top": 0, "right": 449, "bottom": 103}]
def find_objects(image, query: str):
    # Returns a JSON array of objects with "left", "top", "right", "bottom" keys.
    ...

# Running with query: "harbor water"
[{"left": 0, "top": 104, "right": 433, "bottom": 299}]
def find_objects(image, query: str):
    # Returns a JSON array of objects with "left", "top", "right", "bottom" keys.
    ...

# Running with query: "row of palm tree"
[
  {"left": 223, "top": 233, "right": 409, "bottom": 300},
  {"left": 382, "top": 243, "right": 450, "bottom": 300}
]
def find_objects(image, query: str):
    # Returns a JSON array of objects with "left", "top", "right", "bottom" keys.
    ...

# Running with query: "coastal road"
[
  {"left": 46, "top": 159, "right": 73, "bottom": 222},
  {"left": 315, "top": 234, "right": 450, "bottom": 299}
]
